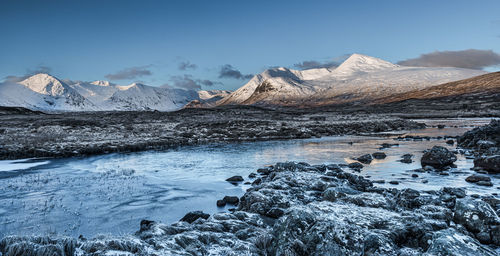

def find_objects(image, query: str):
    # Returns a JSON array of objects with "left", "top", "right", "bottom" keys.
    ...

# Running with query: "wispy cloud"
[
  {"left": 292, "top": 54, "right": 350, "bottom": 70},
  {"left": 218, "top": 64, "right": 253, "bottom": 80},
  {"left": 168, "top": 74, "right": 222, "bottom": 90},
  {"left": 178, "top": 61, "right": 197, "bottom": 71},
  {"left": 398, "top": 49, "right": 500, "bottom": 70},
  {"left": 293, "top": 60, "right": 339, "bottom": 70},
  {"left": 27, "top": 65, "right": 52, "bottom": 75},
  {"left": 105, "top": 65, "right": 152, "bottom": 80}
]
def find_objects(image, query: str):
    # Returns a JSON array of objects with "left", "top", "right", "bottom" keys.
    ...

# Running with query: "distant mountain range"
[
  {"left": 0, "top": 54, "right": 497, "bottom": 111},
  {"left": 217, "top": 54, "right": 487, "bottom": 107},
  {"left": 0, "top": 73, "right": 201, "bottom": 111}
]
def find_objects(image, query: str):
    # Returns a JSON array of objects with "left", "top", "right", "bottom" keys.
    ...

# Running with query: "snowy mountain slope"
[
  {"left": 184, "top": 90, "right": 233, "bottom": 108},
  {"left": 105, "top": 83, "right": 198, "bottom": 111},
  {"left": 218, "top": 54, "right": 487, "bottom": 107},
  {"left": 0, "top": 74, "right": 97, "bottom": 111},
  {"left": 198, "top": 90, "right": 232, "bottom": 100},
  {"left": 0, "top": 73, "right": 199, "bottom": 111}
]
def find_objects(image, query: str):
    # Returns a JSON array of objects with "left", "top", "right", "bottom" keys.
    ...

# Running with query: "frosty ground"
[{"left": 0, "top": 105, "right": 430, "bottom": 160}]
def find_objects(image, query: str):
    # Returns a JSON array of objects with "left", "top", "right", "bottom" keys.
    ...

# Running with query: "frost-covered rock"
[{"left": 1, "top": 161, "right": 498, "bottom": 255}]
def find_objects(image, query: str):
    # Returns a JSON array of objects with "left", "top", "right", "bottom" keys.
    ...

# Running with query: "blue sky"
[{"left": 1, "top": 0, "right": 499, "bottom": 90}]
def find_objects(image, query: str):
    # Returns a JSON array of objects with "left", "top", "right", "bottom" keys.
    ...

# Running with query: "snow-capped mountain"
[
  {"left": 0, "top": 73, "right": 198, "bottom": 111},
  {"left": 217, "top": 54, "right": 487, "bottom": 107}
]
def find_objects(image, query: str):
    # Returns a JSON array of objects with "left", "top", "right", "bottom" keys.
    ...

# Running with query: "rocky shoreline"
[
  {"left": 1, "top": 159, "right": 498, "bottom": 255},
  {"left": 1, "top": 112, "right": 499, "bottom": 255},
  {"left": 0, "top": 106, "right": 425, "bottom": 160}
]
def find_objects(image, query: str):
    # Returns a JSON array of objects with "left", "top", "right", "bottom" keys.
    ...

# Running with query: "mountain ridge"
[
  {"left": 0, "top": 73, "right": 199, "bottom": 111},
  {"left": 217, "top": 53, "right": 487, "bottom": 107}
]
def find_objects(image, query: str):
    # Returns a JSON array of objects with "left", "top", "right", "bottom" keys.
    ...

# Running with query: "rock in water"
[
  {"left": 356, "top": 154, "right": 373, "bottom": 164},
  {"left": 474, "top": 155, "right": 500, "bottom": 173},
  {"left": 400, "top": 153, "right": 414, "bottom": 163},
  {"left": 180, "top": 211, "right": 210, "bottom": 223},
  {"left": 372, "top": 152, "right": 387, "bottom": 159},
  {"left": 348, "top": 162, "right": 364, "bottom": 170},
  {"left": 421, "top": 146, "right": 457, "bottom": 169},
  {"left": 465, "top": 174, "right": 491, "bottom": 183},
  {"left": 223, "top": 196, "right": 239, "bottom": 205},
  {"left": 226, "top": 175, "right": 244, "bottom": 182}
]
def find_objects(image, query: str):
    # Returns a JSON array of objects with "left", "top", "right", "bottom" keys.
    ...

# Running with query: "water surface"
[{"left": 0, "top": 118, "right": 497, "bottom": 238}]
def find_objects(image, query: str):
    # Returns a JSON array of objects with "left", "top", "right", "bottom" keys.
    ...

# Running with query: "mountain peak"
[
  {"left": 20, "top": 73, "right": 69, "bottom": 96},
  {"left": 333, "top": 54, "right": 398, "bottom": 75},
  {"left": 91, "top": 80, "right": 113, "bottom": 87}
]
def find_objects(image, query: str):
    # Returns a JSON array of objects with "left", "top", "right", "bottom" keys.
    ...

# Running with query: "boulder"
[
  {"left": 474, "top": 155, "right": 500, "bottom": 173},
  {"left": 356, "top": 154, "right": 373, "bottom": 164},
  {"left": 425, "top": 229, "right": 497, "bottom": 255},
  {"left": 421, "top": 146, "right": 457, "bottom": 169},
  {"left": 372, "top": 152, "right": 387, "bottom": 159},
  {"left": 226, "top": 175, "right": 244, "bottom": 182},
  {"left": 216, "top": 199, "right": 226, "bottom": 207},
  {"left": 454, "top": 199, "right": 500, "bottom": 244},
  {"left": 223, "top": 196, "right": 240, "bottom": 205},
  {"left": 180, "top": 211, "right": 210, "bottom": 223},
  {"left": 348, "top": 162, "right": 364, "bottom": 170},
  {"left": 400, "top": 154, "right": 413, "bottom": 164},
  {"left": 465, "top": 174, "right": 491, "bottom": 183}
]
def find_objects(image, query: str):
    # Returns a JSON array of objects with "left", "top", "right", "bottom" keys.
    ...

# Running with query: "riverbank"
[
  {"left": 1, "top": 159, "right": 498, "bottom": 255},
  {"left": 0, "top": 106, "right": 426, "bottom": 160}
]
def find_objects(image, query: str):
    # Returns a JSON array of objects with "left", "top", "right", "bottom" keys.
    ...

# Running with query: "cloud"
[
  {"left": 2, "top": 65, "right": 54, "bottom": 83},
  {"left": 292, "top": 54, "right": 351, "bottom": 70},
  {"left": 178, "top": 61, "right": 197, "bottom": 71},
  {"left": 27, "top": 65, "right": 52, "bottom": 75},
  {"left": 218, "top": 64, "right": 253, "bottom": 80},
  {"left": 105, "top": 66, "right": 152, "bottom": 80},
  {"left": 293, "top": 60, "right": 339, "bottom": 70},
  {"left": 169, "top": 75, "right": 222, "bottom": 90},
  {"left": 397, "top": 49, "right": 500, "bottom": 70}
]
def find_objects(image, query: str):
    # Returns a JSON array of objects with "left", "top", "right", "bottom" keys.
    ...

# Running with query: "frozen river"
[{"left": 0, "top": 118, "right": 497, "bottom": 238}]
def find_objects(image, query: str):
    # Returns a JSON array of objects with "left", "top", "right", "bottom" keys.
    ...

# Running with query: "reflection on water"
[{"left": 0, "top": 118, "right": 497, "bottom": 238}]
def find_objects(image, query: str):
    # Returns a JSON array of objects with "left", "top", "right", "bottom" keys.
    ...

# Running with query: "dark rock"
[
  {"left": 139, "top": 219, "right": 155, "bottom": 232},
  {"left": 322, "top": 188, "right": 346, "bottom": 202},
  {"left": 248, "top": 173, "right": 257, "bottom": 178},
  {"left": 437, "top": 124, "right": 445, "bottom": 129},
  {"left": 442, "top": 187, "right": 466, "bottom": 198},
  {"left": 216, "top": 199, "right": 226, "bottom": 207},
  {"left": 457, "top": 120, "right": 499, "bottom": 152},
  {"left": 454, "top": 199, "right": 500, "bottom": 244},
  {"left": 180, "top": 211, "right": 210, "bottom": 223},
  {"left": 474, "top": 155, "right": 500, "bottom": 173},
  {"left": 477, "top": 181, "right": 494, "bottom": 187},
  {"left": 266, "top": 208, "right": 285, "bottom": 218},
  {"left": 348, "top": 162, "right": 364, "bottom": 170},
  {"left": 426, "top": 229, "right": 496, "bottom": 255},
  {"left": 389, "top": 180, "right": 399, "bottom": 185},
  {"left": 465, "top": 174, "right": 491, "bottom": 183},
  {"left": 411, "top": 174, "right": 418, "bottom": 178},
  {"left": 226, "top": 175, "right": 244, "bottom": 182},
  {"left": 372, "top": 152, "right": 387, "bottom": 159},
  {"left": 446, "top": 139, "right": 454, "bottom": 145},
  {"left": 421, "top": 146, "right": 457, "bottom": 169},
  {"left": 400, "top": 154, "right": 413, "bottom": 164},
  {"left": 223, "top": 196, "right": 240, "bottom": 205},
  {"left": 357, "top": 154, "right": 373, "bottom": 164},
  {"left": 257, "top": 168, "right": 271, "bottom": 175},
  {"left": 380, "top": 143, "right": 399, "bottom": 149}
]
